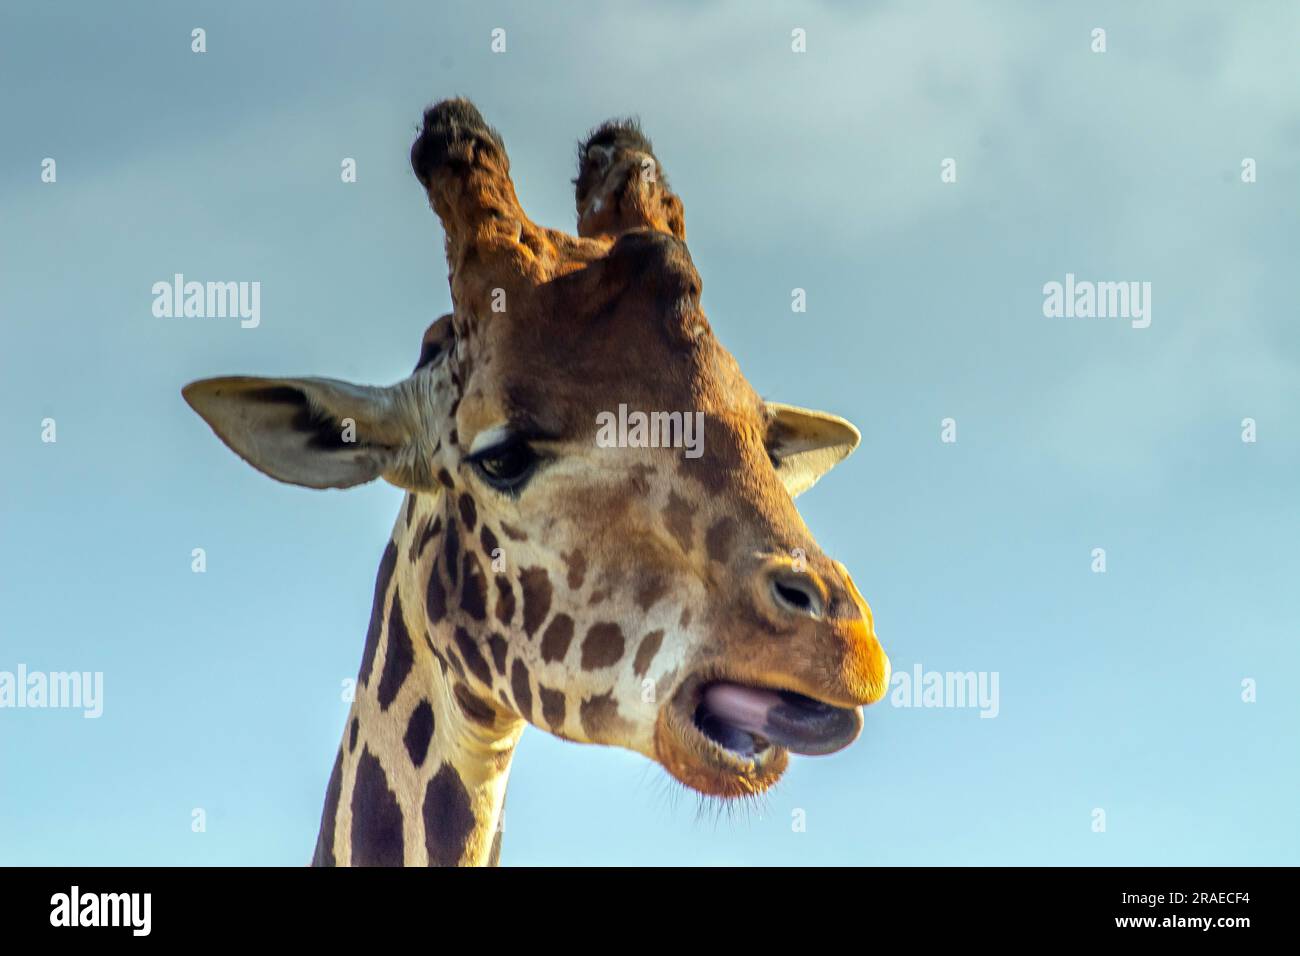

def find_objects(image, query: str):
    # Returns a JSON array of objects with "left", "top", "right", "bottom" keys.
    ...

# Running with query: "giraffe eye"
[{"left": 470, "top": 438, "right": 539, "bottom": 493}]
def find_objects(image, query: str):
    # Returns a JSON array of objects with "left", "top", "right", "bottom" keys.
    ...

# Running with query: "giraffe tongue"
[{"left": 699, "top": 683, "right": 862, "bottom": 757}]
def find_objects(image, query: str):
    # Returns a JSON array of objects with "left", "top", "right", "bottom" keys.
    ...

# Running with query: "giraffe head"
[{"left": 184, "top": 99, "right": 889, "bottom": 801}]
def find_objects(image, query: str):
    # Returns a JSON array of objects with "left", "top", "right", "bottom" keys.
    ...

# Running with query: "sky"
[{"left": 1, "top": 0, "right": 1297, "bottom": 865}]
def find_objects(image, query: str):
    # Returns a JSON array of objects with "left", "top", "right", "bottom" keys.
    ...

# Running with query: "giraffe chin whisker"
[
  {"left": 653, "top": 670, "right": 867, "bottom": 798},
  {"left": 651, "top": 674, "right": 791, "bottom": 799}
]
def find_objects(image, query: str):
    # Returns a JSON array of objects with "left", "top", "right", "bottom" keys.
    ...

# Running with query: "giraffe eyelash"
[{"left": 466, "top": 437, "right": 544, "bottom": 495}]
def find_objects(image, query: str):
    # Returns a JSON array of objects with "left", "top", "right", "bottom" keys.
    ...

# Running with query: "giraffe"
[{"left": 182, "top": 99, "right": 890, "bottom": 866}]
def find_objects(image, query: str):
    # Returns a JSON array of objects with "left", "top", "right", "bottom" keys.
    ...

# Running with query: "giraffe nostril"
[{"left": 769, "top": 573, "right": 824, "bottom": 620}]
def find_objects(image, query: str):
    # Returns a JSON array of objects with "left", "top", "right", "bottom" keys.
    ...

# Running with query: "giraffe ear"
[
  {"left": 765, "top": 402, "right": 861, "bottom": 498},
  {"left": 182, "top": 376, "right": 433, "bottom": 491}
]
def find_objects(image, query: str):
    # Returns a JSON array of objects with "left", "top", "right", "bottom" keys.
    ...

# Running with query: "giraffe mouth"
[
  {"left": 656, "top": 674, "right": 864, "bottom": 796},
  {"left": 692, "top": 682, "right": 863, "bottom": 758}
]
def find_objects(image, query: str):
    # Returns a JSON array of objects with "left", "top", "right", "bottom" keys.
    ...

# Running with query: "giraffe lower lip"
[{"left": 697, "top": 682, "right": 862, "bottom": 757}]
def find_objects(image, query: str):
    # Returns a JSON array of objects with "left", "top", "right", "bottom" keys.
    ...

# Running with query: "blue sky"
[{"left": 2, "top": 0, "right": 1297, "bottom": 865}]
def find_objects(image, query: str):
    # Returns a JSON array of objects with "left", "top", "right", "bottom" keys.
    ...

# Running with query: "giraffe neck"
[{"left": 312, "top": 491, "right": 524, "bottom": 866}]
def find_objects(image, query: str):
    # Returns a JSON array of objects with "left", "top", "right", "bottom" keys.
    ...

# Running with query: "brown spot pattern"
[
  {"left": 452, "top": 626, "right": 492, "bottom": 685},
  {"left": 633, "top": 629, "right": 665, "bottom": 677},
  {"left": 376, "top": 590, "right": 415, "bottom": 711},
  {"left": 580, "top": 691, "right": 629, "bottom": 740},
  {"left": 663, "top": 492, "right": 696, "bottom": 553},
  {"left": 494, "top": 575, "right": 515, "bottom": 625},
  {"left": 358, "top": 541, "right": 398, "bottom": 687},
  {"left": 540, "top": 614, "right": 575, "bottom": 663},
  {"left": 480, "top": 524, "right": 499, "bottom": 559},
  {"left": 487, "top": 633, "right": 508, "bottom": 675},
  {"left": 539, "top": 685, "right": 566, "bottom": 731},
  {"left": 453, "top": 682, "right": 497, "bottom": 726},
  {"left": 563, "top": 550, "right": 587, "bottom": 590},
  {"left": 426, "top": 566, "right": 447, "bottom": 624},
  {"left": 310, "top": 748, "right": 344, "bottom": 867},
  {"left": 443, "top": 520, "right": 461, "bottom": 586},
  {"left": 705, "top": 516, "right": 738, "bottom": 563},
  {"left": 581, "top": 622, "right": 625, "bottom": 670},
  {"left": 444, "top": 647, "right": 467, "bottom": 681},
  {"left": 459, "top": 551, "right": 487, "bottom": 621},
  {"left": 458, "top": 493, "right": 477, "bottom": 531},
  {"left": 510, "top": 659, "right": 533, "bottom": 721},
  {"left": 635, "top": 574, "right": 668, "bottom": 611},
  {"left": 425, "top": 635, "right": 448, "bottom": 674},
  {"left": 519, "top": 567, "right": 552, "bottom": 637},
  {"left": 424, "top": 763, "right": 474, "bottom": 867},
  {"left": 350, "top": 747, "right": 405, "bottom": 867},
  {"left": 403, "top": 699, "right": 435, "bottom": 768},
  {"left": 410, "top": 515, "right": 442, "bottom": 563}
]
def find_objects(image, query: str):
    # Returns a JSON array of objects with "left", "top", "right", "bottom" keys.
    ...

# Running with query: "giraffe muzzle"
[{"left": 695, "top": 682, "right": 863, "bottom": 757}]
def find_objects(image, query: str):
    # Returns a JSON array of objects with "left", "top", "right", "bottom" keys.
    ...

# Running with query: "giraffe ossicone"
[{"left": 183, "top": 98, "right": 889, "bottom": 866}]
